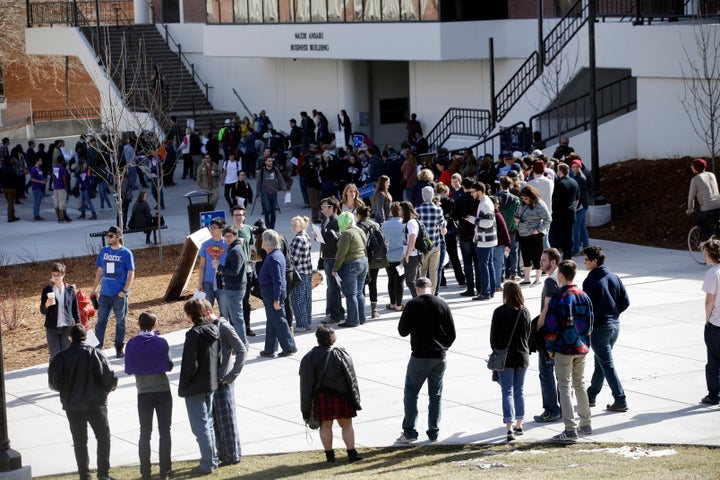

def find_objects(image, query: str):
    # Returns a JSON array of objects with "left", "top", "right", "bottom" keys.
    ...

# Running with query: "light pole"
[
  {"left": 588, "top": 0, "right": 605, "bottom": 204},
  {"left": 0, "top": 322, "right": 29, "bottom": 477}
]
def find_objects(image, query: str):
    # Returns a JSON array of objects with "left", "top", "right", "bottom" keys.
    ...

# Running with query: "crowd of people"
[{"left": 33, "top": 111, "right": 665, "bottom": 477}]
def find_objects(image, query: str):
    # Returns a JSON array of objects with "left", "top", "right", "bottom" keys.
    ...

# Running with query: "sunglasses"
[{"left": 106, "top": 233, "right": 116, "bottom": 238}]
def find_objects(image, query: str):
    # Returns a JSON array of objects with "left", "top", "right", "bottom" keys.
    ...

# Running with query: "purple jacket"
[{"left": 124, "top": 331, "right": 172, "bottom": 375}]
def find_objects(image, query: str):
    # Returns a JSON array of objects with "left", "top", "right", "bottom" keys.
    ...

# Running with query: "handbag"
[
  {"left": 487, "top": 309, "right": 523, "bottom": 372},
  {"left": 307, "top": 348, "right": 334, "bottom": 430},
  {"left": 287, "top": 268, "right": 302, "bottom": 290}
]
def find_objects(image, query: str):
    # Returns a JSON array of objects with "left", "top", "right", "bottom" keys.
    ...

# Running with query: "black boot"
[
  {"left": 116, "top": 344, "right": 125, "bottom": 358},
  {"left": 347, "top": 449, "right": 364, "bottom": 463},
  {"left": 324, "top": 449, "right": 335, "bottom": 463}
]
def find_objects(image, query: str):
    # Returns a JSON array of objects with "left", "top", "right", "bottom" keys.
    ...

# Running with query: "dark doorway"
[
  {"left": 440, "top": 0, "right": 508, "bottom": 21},
  {"left": 163, "top": 0, "right": 180, "bottom": 23}
]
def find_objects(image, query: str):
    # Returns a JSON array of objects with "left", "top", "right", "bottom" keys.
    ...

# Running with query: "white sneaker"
[{"left": 396, "top": 432, "right": 418, "bottom": 443}]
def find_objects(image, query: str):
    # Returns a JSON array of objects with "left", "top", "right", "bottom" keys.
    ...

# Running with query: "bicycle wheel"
[{"left": 688, "top": 226, "right": 707, "bottom": 264}]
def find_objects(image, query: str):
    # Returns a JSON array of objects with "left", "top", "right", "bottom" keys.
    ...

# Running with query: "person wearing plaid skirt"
[
  {"left": 299, "top": 325, "right": 364, "bottom": 463},
  {"left": 289, "top": 216, "right": 314, "bottom": 331}
]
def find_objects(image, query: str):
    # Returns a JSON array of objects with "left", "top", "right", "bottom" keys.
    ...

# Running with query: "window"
[{"left": 379, "top": 98, "right": 408, "bottom": 124}]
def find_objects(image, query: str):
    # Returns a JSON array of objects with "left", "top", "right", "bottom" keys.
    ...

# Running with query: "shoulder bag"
[
  {"left": 307, "top": 348, "right": 334, "bottom": 430},
  {"left": 487, "top": 309, "right": 523, "bottom": 371}
]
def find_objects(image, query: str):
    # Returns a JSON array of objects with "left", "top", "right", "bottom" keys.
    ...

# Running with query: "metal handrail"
[
  {"left": 495, "top": 51, "right": 540, "bottom": 123},
  {"left": 529, "top": 74, "right": 637, "bottom": 146},
  {"left": 26, "top": 0, "right": 134, "bottom": 27},
  {"left": 34, "top": 108, "right": 100, "bottom": 122},
  {"left": 543, "top": 0, "right": 588, "bottom": 66},
  {"left": 425, "top": 108, "right": 493, "bottom": 150},
  {"left": 161, "top": 24, "right": 212, "bottom": 102},
  {"left": 462, "top": 121, "right": 528, "bottom": 159}
]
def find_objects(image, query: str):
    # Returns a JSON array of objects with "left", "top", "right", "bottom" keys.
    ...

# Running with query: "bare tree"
[
  {"left": 75, "top": 26, "right": 180, "bottom": 263},
  {"left": 681, "top": 13, "right": 720, "bottom": 173},
  {"left": 530, "top": 38, "right": 582, "bottom": 147}
]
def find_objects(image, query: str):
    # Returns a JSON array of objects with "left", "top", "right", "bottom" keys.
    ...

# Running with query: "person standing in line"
[
  {"left": 29, "top": 156, "right": 46, "bottom": 220},
  {"left": 255, "top": 153, "right": 287, "bottom": 229},
  {"left": 382, "top": 202, "right": 407, "bottom": 311},
  {"left": 466, "top": 182, "right": 497, "bottom": 301},
  {"left": 549, "top": 163, "right": 578, "bottom": 260},
  {"left": 583, "top": 245, "right": 630, "bottom": 412},
  {"left": 316, "top": 196, "right": 346, "bottom": 324},
  {"left": 230, "top": 206, "right": 256, "bottom": 336},
  {"left": 193, "top": 299, "right": 247, "bottom": 467},
  {"left": 197, "top": 217, "right": 228, "bottom": 310},
  {"left": 52, "top": 155, "right": 72, "bottom": 223},
  {"left": 490, "top": 281, "right": 532, "bottom": 442},
  {"left": 532, "top": 248, "right": 563, "bottom": 423},
  {"left": 258, "top": 229, "right": 298, "bottom": 357},
  {"left": 91, "top": 226, "right": 135, "bottom": 358},
  {"left": 396, "top": 277, "right": 456, "bottom": 443},
  {"left": 40, "top": 262, "right": 80, "bottom": 360},
  {"left": 214, "top": 226, "right": 249, "bottom": 348},
  {"left": 48, "top": 324, "right": 118, "bottom": 480},
  {"left": 124, "top": 312, "right": 174, "bottom": 480},
  {"left": 197, "top": 154, "right": 220, "bottom": 208},
  {"left": 545, "top": 260, "right": 594, "bottom": 442},
  {"left": 289, "top": 216, "right": 314, "bottom": 331},
  {"left": 299, "top": 325, "right": 364, "bottom": 464},
  {"left": 701, "top": 239, "right": 720, "bottom": 406},
  {"left": 337, "top": 109, "right": 353, "bottom": 147},
  {"left": 400, "top": 201, "right": 423, "bottom": 298},
  {"left": 179, "top": 299, "right": 221, "bottom": 475},
  {"left": 331, "top": 212, "right": 369, "bottom": 328},
  {"left": 416, "top": 186, "right": 445, "bottom": 291}
]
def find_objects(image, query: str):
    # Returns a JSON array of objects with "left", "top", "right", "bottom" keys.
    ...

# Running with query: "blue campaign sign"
[
  {"left": 200, "top": 210, "right": 226, "bottom": 228},
  {"left": 352, "top": 134, "right": 364, "bottom": 148}
]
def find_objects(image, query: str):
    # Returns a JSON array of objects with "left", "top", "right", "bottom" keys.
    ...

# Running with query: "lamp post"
[
  {"left": 588, "top": 0, "right": 605, "bottom": 204},
  {"left": 0, "top": 322, "right": 27, "bottom": 476}
]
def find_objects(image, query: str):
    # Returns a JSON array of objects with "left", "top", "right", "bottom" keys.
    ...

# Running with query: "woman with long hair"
[
  {"left": 371, "top": 175, "right": 392, "bottom": 224},
  {"left": 341, "top": 183, "right": 364, "bottom": 213},
  {"left": 399, "top": 200, "right": 423, "bottom": 297},
  {"left": 356, "top": 205, "right": 388, "bottom": 318},
  {"left": 490, "top": 281, "right": 531, "bottom": 442},
  {"left": 515, "top": 185, "right": 552, "bottom": 285},
  {"left": 299, "top": 325, "right": 364, "bottom": 464}
]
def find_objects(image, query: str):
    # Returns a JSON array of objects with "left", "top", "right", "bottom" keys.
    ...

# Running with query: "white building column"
[{"left": 134, "top": 0, "right": 150, "bottom": 23}]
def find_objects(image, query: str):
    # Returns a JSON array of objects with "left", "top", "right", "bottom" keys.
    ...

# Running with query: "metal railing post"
[
  {"left": 205, "top": 83, "right": 209, "bottom": 100},
  {"left": 114, "top": 5, "right": 119, "bottom": 25},
  {"left": 178, "top": 44, "right": 182, "bottom": 68},
  {"left": 192, "top": 63, "right": 196, "bottom": 84}
]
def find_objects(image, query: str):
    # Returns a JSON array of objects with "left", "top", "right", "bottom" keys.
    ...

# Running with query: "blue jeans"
[
  {"left": 217, "top": 288, "right": 248, "bottom": 349},
  {"left": 96, "top": 293, "right": 127, "bottom": 348},
  {"left": 498, "top": 367, "right": 527, "bottom": 424},
  {"left": 260, "top": 287, "right": 296, "bottom": 353},
  {"left": 505, "top": 234, "right": 521, "bottom": 278},
  {"left": 32, "top": 188, "right": 43, "bottom": 218},
  {"left": 185, "top": 393, "right": 218, "bottom": 472},
  {"left": 98, "top": 182, "right": 112, "bottom": 209},
  {"left": 338, "top": 258, "right": 368, "bottom": 326},
  {"left": 705, "top": 323, "right": 720, "bottom": 399},
  {"left": 299, "top": 175, "right": 309, "bottom": 205},
  {"left": 202, "top": 281, "right": 219, "bottom": 311},
  {"left": 538, "top": 350, "right": 561, "bottom": 416},
  {"left": 588, "top": 322, "right": 626, "bottom": 405},
  {"left": 79, "top": 189, "right": 95, "bottom": 214},
  {"left": 475, "top": 246, "right": 494, "bottom": 297},
  {"left": 323, "top": 259, "right": 345, "bottom": 322},
  {"left": 492, "top": 245, "right": 505, "bottom": 292},
  {"left": 459, "top": 240, "right": 480, "bottom": 293},
  {"left": 573, "top": 207, "right": 589, "bottom": 252},
  {"left": 260, "top": 191, "right": 278, "bottom": 229},
  {"left": 402, "top": 356, "right": 446, "bottom": 440}
]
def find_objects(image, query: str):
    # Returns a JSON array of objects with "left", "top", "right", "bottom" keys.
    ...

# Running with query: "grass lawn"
[{"left": 36, "top": 443, "right": 720, "bottom": 479}]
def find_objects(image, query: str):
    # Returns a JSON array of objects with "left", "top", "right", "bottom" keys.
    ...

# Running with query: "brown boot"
[
  {"left": 55, "top": 208, "right": 64, "bottom": 223},
  {"left": 371, "top": 302, "right": 378, "bottom": 319},
  {"left": 90, "top": 212, "right": 97, "bottom": 220}
]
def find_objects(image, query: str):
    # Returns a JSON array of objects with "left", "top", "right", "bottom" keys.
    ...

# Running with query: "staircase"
[
  {"left": 80, "top": 24, "right": 236, "bottom": 133},
  {"left": 425, "top": 107, "right": 493, "bottom": 150}
]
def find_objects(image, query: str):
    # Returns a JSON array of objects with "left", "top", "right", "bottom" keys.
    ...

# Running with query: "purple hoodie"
[{"left": 124, "top": 331, "right": 172, "bottom": 375}]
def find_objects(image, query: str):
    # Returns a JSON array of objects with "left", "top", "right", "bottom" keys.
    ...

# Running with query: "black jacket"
[
  {"left": 398, "top": 294, "right": 456, "bottom": 358},
  {"left": 299, "top": 346, "right": 361, "bottom": 420},
  {"left": 490, "top": 305, "right": 531, "bottom": 369},
  {"left": 217, "top": 239, "right": 248, "bottom": 291},
  {"left": 40, "top": 283, "right": 80, "bottom": 330},
  {"left": 320, "top": 214, "right": 341, "bottom": 259},
  {"left": 178, "top": 322, "right": 220, "bottom": 398},
  {"left": 451, "top": 190, "right": 480, "bottom": 242},
  {"left": 551, "top": 175, "right": 579, "bottom": 224},
  {"left": 48, "top": 341, "right": 118, "bottom": 410}
]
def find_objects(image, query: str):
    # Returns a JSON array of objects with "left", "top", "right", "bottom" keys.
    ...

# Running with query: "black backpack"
[
  {"left": 406, "top": 220, "right": 433, "bottom": 255},
  {"left": 361, "top": 222, "right": 388, "bottom": 263}
]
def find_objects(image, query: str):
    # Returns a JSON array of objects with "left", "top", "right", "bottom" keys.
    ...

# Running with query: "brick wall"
[
  {"left": 509, "top": 0, "right": 557, "bottom": 18},
  {"left": 2, "top": 56, "right": 100, "bottom": 113}
]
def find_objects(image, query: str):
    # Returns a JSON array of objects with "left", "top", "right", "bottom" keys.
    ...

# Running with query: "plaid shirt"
[
  {"left": 289, "top": 232, "right": 313, "bottom": 274},
  {"left": 416, "top": 202, "right": 446, "bottom": 248}
]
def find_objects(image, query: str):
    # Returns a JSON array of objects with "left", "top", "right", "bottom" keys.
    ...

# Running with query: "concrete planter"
[{"left": 587, "top": 204, "right": 612, "bottom": 227}]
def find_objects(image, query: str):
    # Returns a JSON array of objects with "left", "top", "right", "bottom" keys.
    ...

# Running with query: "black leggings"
[
  {"left": 519, "top": 233, "right": 544, "bottom": 269},
  {"left": 386, "top": 262, "right": 405, "bottom": 306}
]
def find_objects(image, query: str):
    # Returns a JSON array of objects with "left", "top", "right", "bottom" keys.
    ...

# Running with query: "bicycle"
[
  {"left": 688, "top": 225, "right": 708, "bottom": 264},
  {"left": 688, "top": 212, "right": 720, "bottom": 264}
]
